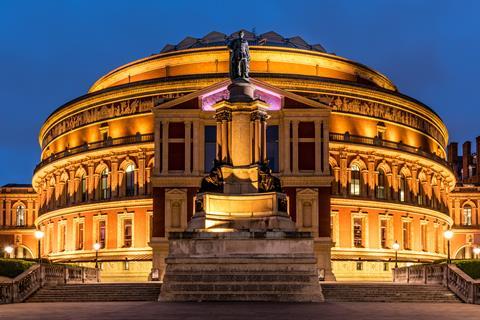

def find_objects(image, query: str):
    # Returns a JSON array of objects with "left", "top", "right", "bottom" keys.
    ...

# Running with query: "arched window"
[
  {"left": 376, "top": 169, "right": 386, "bottom": 199},
  {"left": 350, "top": 164, "right": 361, "bottom": 196},
  {"left": 16, "top": 205, "right": 25, "bottom": 226},
  {"left": 463, "top": 205, "right": 472, "bottom": 226},
  {"left": 125, "top": 164, "right": 135, "bottom": 196},
  {"left": 417, "top": 181, "right": 425, "bottom": 205},
  {"left": 399, "top": 174, "right": 407, "bottom": 202},
  {"left": 81, "top": 174, "right": 88, "bottom": 202},
  {"left": 100, "top": 168, "right": 110, "bottom": 200}
]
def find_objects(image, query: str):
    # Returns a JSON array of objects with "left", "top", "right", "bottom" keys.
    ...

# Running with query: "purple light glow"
[{"left": 201, "top": 85, "right": 282, "bottom": 111}]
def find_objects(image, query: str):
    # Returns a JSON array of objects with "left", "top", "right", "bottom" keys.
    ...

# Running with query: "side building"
[
  {"left": 0, "top": 184, "right": 38, "bottom": 259},
  {"left": 447, "top": 138, "right": 480, "bottom": 259}
]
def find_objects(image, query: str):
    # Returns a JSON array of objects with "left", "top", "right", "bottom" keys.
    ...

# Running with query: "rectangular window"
[
  {"left": 123, "top": 219, "right": 132, "bottom": 248},
  {"left": 380, "top": 219, "right": 388, "bottom": 249},
  {"left": 204, "top": 126, "right": 216, "bottom": 172},
  {"left": 421, "top": 223, "right": 427, "bottom": 251},
  {"left": 168, "top": 143, "right": 185, "bottom": 171},
  {"left": 266, "top": 126, "right": 279, "bottom": 172},
  {"left": 402, "top": 221, "right": 410, "bottom": 250},
  {"left": 434, "top": 227, "right": 439, "bottom": 253},
  {"left": 76, "top": 222, "right": 84, "bottom": 250},
  {"left": 98, "top": 220, "right": 106, "bottom": 249},
  {"left": 48, "top": 226, "right": 53, "bottom": 253},
  {"left": 353, "top": 217, "right": 363, "bottom": 248},
  {"left": 298, "top": 122, "right": 315, "bottom": 171},
  {"left": 59, "top": 224, "right": 66, "bottom": 252}
]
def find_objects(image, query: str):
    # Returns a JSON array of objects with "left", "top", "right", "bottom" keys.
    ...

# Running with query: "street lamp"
[
  {"left": 93, "top": 242, "right": 101, "bottom": 269},
  {"left": 4, "top": 245, "right": 13, "bottom": 258},
  {"left": 443, "top": 229, "right": 454, "bottom": 264},
  {"left": 34, "top": 230, "right": 45, "bottom": 264},
  {"left": 473, "top": 247, "right": 480, "bottom": 259},
  {"left": 392, "top": 241, "right": 400, "bottom": 268}
]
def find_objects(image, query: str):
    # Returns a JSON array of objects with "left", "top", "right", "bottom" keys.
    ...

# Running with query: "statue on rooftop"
[{"left": 228, "top": 30, "right": 250, "bottom": 80}]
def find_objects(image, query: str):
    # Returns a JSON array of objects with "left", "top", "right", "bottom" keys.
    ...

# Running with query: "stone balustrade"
[
  {"left": 393, "top": 263, "right": 480, "bottom": 304},
  {"left": 0, "top": 263, "right": 99, "bottom": 304}
]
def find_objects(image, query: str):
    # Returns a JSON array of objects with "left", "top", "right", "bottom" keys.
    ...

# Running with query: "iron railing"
[
  {"left": 34, "top": 133, "right": 154, "bottom": 173},
  {"left": 330, "top": 132, "right": 450, "bottom": 168}
]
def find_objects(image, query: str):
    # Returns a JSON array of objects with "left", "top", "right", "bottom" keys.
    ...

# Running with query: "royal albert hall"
[{"left": 25, "top": 31, "right": 464, "bottom": 281}]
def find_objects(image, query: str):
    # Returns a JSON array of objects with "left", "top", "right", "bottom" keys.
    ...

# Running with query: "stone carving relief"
[
  {"left": 307, "top": 94, "right": 446, "bottom": 147},
  {"left": 43, "top": 93, "right": 187, "bottom": 147}
]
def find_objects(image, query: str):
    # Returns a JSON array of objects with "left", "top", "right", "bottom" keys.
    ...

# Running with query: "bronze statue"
[{"left": 228, "top": 30, "right": 250, "bottom": 80}]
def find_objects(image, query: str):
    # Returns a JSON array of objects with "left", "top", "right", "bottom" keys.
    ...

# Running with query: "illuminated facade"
[
  {"left": 2, "top": 30, "right": 476, "bottom": 281},
  {"left": 0, "top": 184, "right": 38, "bottom": 259}
]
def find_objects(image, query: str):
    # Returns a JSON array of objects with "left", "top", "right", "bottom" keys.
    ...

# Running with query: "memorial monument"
[{"left": 159, "top": 31, "right": 324, "bottom": 302}]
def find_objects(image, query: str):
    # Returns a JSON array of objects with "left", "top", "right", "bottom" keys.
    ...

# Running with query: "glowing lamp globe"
[
  {"left": 443, "top": 230, "right": 454, "bottom": 240},
  {"left": 473, "top": 247, "right": 480, "bottom": 255},
  {"left": 34, "top": 230, "right": 45, "bottom": 240},
  {"left": 93, "top": 243, "right": 101, "bottom": 251},
  {"left": 4, "top": 245, "right": 13, "bottom": 255},
  {"left": 392, "top": 241, "right": 400, "bottom": 251}
]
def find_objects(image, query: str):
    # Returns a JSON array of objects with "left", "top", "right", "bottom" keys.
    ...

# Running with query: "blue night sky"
[{"left": 0, "top": 0, "right": 478, "bottom": 185}]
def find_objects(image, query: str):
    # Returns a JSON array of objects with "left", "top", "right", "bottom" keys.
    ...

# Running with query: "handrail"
[
  {"left": 330, "top": 132, "right": 450, "bottom": 168},
  {"left": 34, "top": 133, "right": 154, "bottom": 173},
  {"left": 393, "top": 263, "right": 480, "bottom": 304},
  {"left": 0, "top": 263, "right": 99, "bottom": 304}
]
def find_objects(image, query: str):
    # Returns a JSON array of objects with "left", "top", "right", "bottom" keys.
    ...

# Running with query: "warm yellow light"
[
  {"left": 473, "top": 247, "right": 480, "bottom": 255},
  {"left": 4, "top": 245, "right": 13, "bottom": 255},
  {"left": 443, "top": 230, "right": 454, "bottom": 240},
  {"left": 34, "top": 230, "right": 45, "bottom": 239},
  {"left": 93, "top": 243, "right": 101, "bottom": 251},
  {"left": 392, "top": 241, "right": 400, "bottom": 251}
]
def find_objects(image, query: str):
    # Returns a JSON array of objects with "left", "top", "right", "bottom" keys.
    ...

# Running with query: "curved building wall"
[{"left": 32, "top": 45, "right": 455, "bottom": 281}]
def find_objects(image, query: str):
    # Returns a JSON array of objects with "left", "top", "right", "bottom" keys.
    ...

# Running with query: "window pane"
[
  {"left": 266, "top": 126, "right": 279, "bottom": 172},
  {"left": 204, "top": 126, "right": 216, "bottom": 172}
]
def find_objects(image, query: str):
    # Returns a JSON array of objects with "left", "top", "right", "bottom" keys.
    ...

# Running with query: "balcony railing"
[
  {"left": 0, "top": 225, "right": 36, "bottom": 230},
  {"left": 332, "top": 193, "right": 449, "bottom": 214},
  {"left": 330, "top": 132, "right": 450, "bottom": 167},
  {"left": 34, "top": 133, "right": 154, "bottom": 173}
]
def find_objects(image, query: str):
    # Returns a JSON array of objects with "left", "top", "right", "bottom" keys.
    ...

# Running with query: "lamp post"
[
  {"left": 473, "top": 247, "right": 480, "bottom": 259},
  {"left": 443, "top": 229, "right": 454, "bottom": 264},
  {"left": 4, "top": 245, "right": 13, "bottom": 259},
  {"left": 93, "top": 243, "right": 101, "bottom": 269},
  {"left": 392, "top": 241, "right": 400, "bottom": 268},
  {"left": 34, "top": 230, "right": 45, "bottom": 264}
]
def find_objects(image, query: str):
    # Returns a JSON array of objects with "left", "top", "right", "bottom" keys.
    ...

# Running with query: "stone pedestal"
[{"left": 159, "top": 231, "right": 323, "bottom": 302}]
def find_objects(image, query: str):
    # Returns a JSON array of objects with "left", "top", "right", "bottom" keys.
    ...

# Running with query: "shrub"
[
  {"left": 455, "top": 260, "right": 480, "bottom": 279},
  {"left": 0, "top": 258, "right": 36, "bottom": 278}
]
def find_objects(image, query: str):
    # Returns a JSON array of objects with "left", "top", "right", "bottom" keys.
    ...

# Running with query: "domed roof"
[{"left": 160, "top": 30, "right": 326, "bottom": 53}]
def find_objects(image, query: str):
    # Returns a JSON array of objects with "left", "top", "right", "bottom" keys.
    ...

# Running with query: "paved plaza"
[{"left": 0, "top": 301, "right": 478, "bottom": 320}]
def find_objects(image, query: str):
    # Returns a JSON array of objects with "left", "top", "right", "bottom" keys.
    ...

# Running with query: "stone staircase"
[
  {"left": 27, "top": 283, "right": 161, "bottom": 302},
  {"left": 160, "top": 257, "right": 323, "bottom": 302},
  {"left": 321, "top": 283, "right": 461, "bottom": 303}
]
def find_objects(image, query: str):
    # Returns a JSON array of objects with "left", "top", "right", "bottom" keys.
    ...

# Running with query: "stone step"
[
  {"left": 321, "top": 284, "right": 460, "bottom": 303},
  {"left": 163, "top": 274, "right": 317, "bottom": 282},
  {"left": 160, "top": 291, "right": 324, "bottom": 302},
  {"left": 162, "top": 282, "right": 320, "bottom": 292},
  {"left": 27, "top": 283, "right": 161, "bottom": 303}
]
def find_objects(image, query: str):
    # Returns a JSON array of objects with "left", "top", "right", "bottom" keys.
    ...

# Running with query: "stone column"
[
  {"left": 292, "top": 120, "right": 299, "bottom": 174},
  {"left": 322, "top": 120, "right": 329, "bottom": 174},
  {"left": 185, "top": 121, "right": 191, "bottom": 174},
  {"left": 192, "top": 121, "right": 200, "bottom": 175},
  {"left": 283, "top": 119, "right": 291, "bottom": 174},
  {"left": 339, "top": 152, "right": 348, "bottom": 196},
  {"left": 314, "top": 120, "right": 322, "bottom": 174},
  {"left": 162, "top": 121, "right": 169, "bottom": 174},
  {"left": 5, "top": 200, "right": 11, "bottom": 226},
  {"left": 68, "top": 168, "right": 75, "bottom": 205},
  {"left": 262, "top": 119, "right": 267, "bottom": 162},
  {"left": 111, "top": 158, "right": 119, "bottom": 198},
  {"left": 154, "top": 118, "right": 161, "bottom": 175},
  {"left": 216, "top": 119, "right": 222, "bottom": 161},
  {"left": 87, "top": 162, "right": 95, "bottom": 201},
  {"left": 367, "top": 157, "right": 375, "bottom": 199},
  {"left": 221, "top": 118, "right": 228, "bottom": 163},
  {"left": 254, "top": 117, "right": 260, "bottom": 163},
  {"left": 138, "top": 152, "right": 146, "bottom": 195}
]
